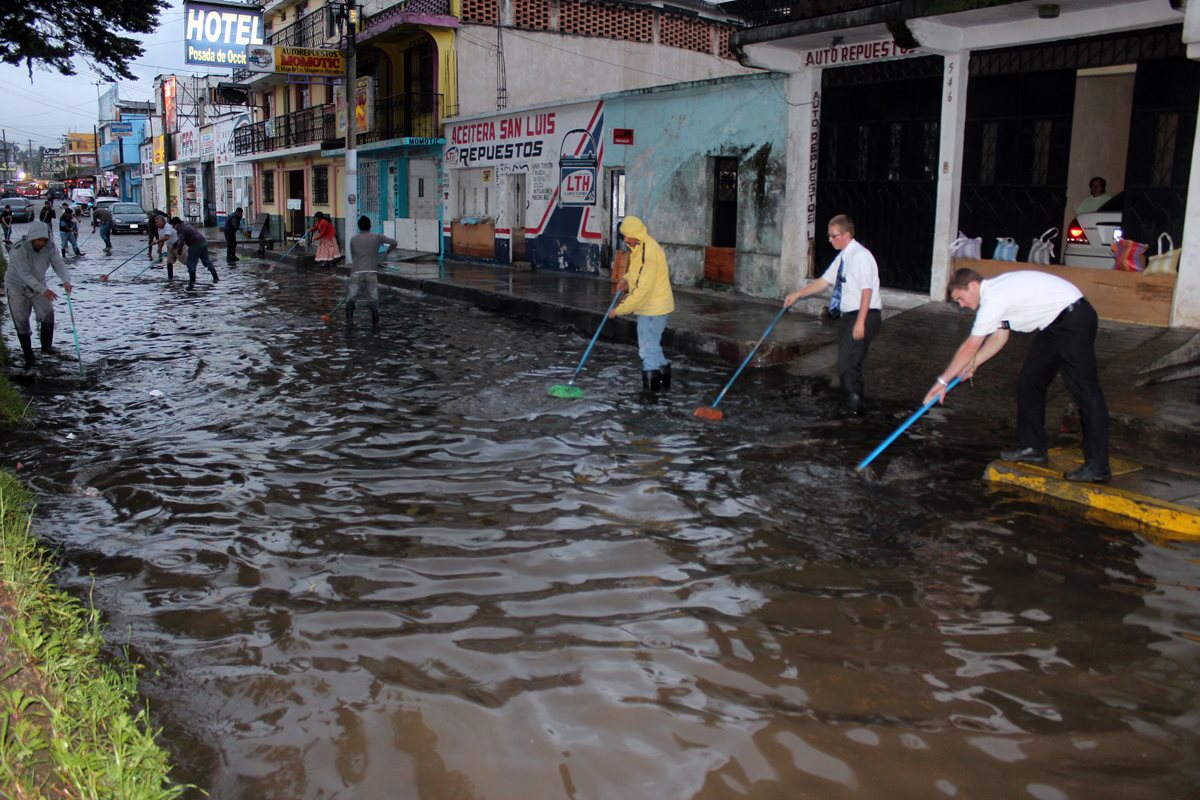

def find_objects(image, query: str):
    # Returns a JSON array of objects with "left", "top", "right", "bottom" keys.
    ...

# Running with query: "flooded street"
[{"left": 5, "top": 226, "right": 1200, "bottom": 798}]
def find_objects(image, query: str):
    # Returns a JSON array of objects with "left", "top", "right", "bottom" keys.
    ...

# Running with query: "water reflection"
[{"left": 3, "top": 236, "right": 1199, "bottom": 798}]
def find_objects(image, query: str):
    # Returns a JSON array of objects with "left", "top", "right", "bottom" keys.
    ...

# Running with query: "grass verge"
[{"left": 0, "top": 470, "right": 187, "bottom": 799}]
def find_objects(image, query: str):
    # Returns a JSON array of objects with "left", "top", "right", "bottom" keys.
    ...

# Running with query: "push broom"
[
  {"left": 99, "top": 251, "right": 148, "bottom": 282},
  {"left": 694, "top": 304, "right": 790, "bottom": 421},
  {"left": 855, "top": 377, "right": 961, "bottom": 473},
  {"left": 548, "top": 289, "right": 623, "bottom": 399}
]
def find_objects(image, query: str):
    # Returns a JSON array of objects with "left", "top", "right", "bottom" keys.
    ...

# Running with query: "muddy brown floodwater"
[{"left": 5, "top": 230, "right": 1200, "bottom": 799}]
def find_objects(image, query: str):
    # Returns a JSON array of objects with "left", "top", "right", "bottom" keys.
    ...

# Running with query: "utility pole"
[
  {"left": 342, "top": 1, "right": 358, "bottom": 248},
  {"left": 2, "top": 129, "right": 8, "bottom": 183}
]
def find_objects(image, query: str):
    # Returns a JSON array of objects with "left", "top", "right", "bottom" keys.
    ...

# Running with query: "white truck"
[{"left": 70, "top": 188, "right": 95, "bottom": 216}]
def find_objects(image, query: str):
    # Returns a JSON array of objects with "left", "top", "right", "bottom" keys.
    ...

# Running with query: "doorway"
[
  {"left": 509, "top": 173, "right": 526, "bottom": 261},
  {"left": 287, "top": 169, "right": 305, "bottom": 239},
  {"left": 607, "top": 168, "right": 625, "bottom": 265},
  {"left": 705, "top": 157, "right": 738, "bottom": 284}
]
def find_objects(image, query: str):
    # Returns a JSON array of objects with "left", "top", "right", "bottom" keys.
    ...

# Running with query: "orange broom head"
[
  {"left": 320, "top": 314, "right": 332, "bottom": 324},
  {"left": 99, "top": 275, "right": 109, "bottom": 282},
  {"left": 693, "top": 406, "right": 724, "bottom": 421}
]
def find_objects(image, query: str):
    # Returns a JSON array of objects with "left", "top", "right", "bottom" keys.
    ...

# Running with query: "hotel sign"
[{"left": 184, "top": 1, "right": 265, "bottom": 67}]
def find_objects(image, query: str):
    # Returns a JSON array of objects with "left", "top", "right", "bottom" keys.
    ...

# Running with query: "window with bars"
[
  {"left": 979, "top": 122, "right": 998, "bottom": 185},
  {"left": 262, "top": 170, "right": 275, "bottom": 204},
  {"left": 1031, "top": 119, "right": 1052, "bottom": 186},
  {"left": 312, "top": 166, "right": 329, "bottom": 205},
  {"left": 1152, "top": 112, "right": 1179, "bottom": 187}
]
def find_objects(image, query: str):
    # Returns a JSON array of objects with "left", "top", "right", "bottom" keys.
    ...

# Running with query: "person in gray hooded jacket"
[{"left": 4, "top": 221, "right": 73, "bottom": 369}]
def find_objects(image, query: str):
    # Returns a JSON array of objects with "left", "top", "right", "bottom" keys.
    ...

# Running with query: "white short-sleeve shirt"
[
  {"left": 972, "top": 271, "right": 1083, "bottom": 336},
  {"left": 818, "top": 238, "right": 882, "bottom": 312}
]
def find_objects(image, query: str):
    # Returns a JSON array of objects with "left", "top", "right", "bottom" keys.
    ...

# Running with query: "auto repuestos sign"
[
  {"left": 183, "top": 1, "right": 265, "bottom": 68},
  {"left": 246, "top": 46, "right": 345, "bottom": 77}
]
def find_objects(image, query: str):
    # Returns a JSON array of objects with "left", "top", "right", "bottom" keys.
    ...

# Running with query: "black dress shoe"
[
  {"left": 999, "top": 447, "right": 1049, "bottom": 464},
  {"left": 1064, "top": 463, "right": 1111, "bottom": 483}
]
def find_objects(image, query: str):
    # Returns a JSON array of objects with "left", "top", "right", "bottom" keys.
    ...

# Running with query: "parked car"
[
  {"left": 0, "top": 184, "right": 17, "bottom": 198},
  {"left": 3, "top": 197, "right": 35, "bottom": 223},
  {"left": 1063, "top": 193, "right": 1123, "bottom": 269},
  {"left": 110, "top": 202, "right": 150, "bottom": 234},
  {"left": 92, "top": 198, "right": 120, "bottom": 216}
]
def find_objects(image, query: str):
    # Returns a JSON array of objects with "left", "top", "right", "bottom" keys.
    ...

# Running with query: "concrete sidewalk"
[{"left": 266, "top": 253, "right": 1200, "bottom": 528}]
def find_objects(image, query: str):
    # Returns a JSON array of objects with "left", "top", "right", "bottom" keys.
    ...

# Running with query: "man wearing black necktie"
[{"left": 785, "top": 214, "right": 883, "bottom": 414}]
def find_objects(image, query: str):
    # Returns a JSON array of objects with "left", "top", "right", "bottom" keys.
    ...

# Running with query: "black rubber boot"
[
  {"left": 209, "top": 267, "right": 219, "bottom": 284},
  {"left": 370, "top": 308, "right": 380, "bottom": 330},
  {"left": 39, "top": 321, "right": 56, "bottom": 355},
  {"left": 845, "top": 392, "right": 865, "bottom": 415},
  {"left": 167, "top": 262, "right": 174, "bottom": 281},
  {"left": 17, "top": 333, "right": 35, "bottom": 369},
  {"left": 346, "top": 300, "right": 356, "bottom": 324},
  {"left": 642, "top": 369, "right": 662, "bottom": 392},
  {"left": 659, "top": 363, "right": 671, "bottom": 391},
  {"left": 187, "top": 271, "right": 196, "bottom": 289}
]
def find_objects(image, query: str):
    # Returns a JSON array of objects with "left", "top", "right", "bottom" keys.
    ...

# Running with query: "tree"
[{"left": 0, "top": 0, "right": 169, "bottom": 82}]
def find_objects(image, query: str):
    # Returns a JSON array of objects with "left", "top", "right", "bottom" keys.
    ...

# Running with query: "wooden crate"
[{"left": 955, "top": 259, "right": 1177, "bottom": 327}]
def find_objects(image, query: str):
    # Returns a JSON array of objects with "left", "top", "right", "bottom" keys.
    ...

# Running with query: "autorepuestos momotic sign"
[{"left": 183, "top": 1, "right": 264, "bottom": 68}]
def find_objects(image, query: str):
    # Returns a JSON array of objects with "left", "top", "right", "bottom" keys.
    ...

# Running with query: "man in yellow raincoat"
[{"left": 608, "top": 215, "right": 675, "bottom": 392}]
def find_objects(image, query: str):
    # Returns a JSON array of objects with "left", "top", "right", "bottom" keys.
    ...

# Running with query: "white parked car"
[{"left": 1063, "top": 193, "right": 1122, "bottom": 269}]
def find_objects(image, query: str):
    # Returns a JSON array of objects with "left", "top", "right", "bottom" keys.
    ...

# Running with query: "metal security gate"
[
  {"left": 957, "top": 69, "right": 1075, "bottom": 264},
  {"left": 358, "top": 158, "right": 382, "bottom": 230},
  {"left": 816, "top": 56, "right": 942, "bottom": 291},
  {"left": 1121, "top": 58, "right": 1199, "bottom": 246}
]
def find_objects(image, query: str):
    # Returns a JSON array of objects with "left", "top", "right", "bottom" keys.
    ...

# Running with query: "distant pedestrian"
[
  {"left": 38, "top": 200, "right": 55, "bottom": 226},
  {"left": 1077, "top": 176, "right": 1112, "bottom": 214},
  {"left": 608, "top": 216, "right": 674, "bottom": 392},
  {"left": 224, "top": 207, "right": 244, "bottom": 265},
  {"left": 1, "top": 204, "right": 12, "bottom": 243},
  {"left": 784, "top": 213, "right": 882, "bottom": 414},
  {"left": 347, "top": 214, "right": 397, "bottom": 328},
  {"left": 924, "top": 268, "right": 1111, "bottom": 483},
  {"left": 169, "top": 216, "right": 218, "bottom": 289},
  {"left": 58, "top": 203, "right": 83, "bottom": 257},
  {"left": 3, "top": 221, "right": 72, "bottom": 370},
  {"left": 92, "top": 204, "right": 114, "bottom": 254},
  {"left": 307, "top": 211, "right": 341, "bottom": 266}
]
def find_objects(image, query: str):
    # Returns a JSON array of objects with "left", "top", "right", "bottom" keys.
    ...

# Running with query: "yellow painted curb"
[{"left": 985, "top": 460, "right": 1200, "bottom": 538}]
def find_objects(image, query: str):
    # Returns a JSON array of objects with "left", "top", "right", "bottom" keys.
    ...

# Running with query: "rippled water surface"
[{"left": 5, "top": 229, "right": 1200, "bottom": 799}]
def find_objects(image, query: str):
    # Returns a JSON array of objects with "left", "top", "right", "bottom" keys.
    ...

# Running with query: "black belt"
[{"left": 1050, "top": 299, "right": 1083, "bottom": 326}]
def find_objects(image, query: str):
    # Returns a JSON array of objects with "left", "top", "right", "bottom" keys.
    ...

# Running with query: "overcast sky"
[{"left": 0, "top": 1, "right": 218, "bottom": 152}]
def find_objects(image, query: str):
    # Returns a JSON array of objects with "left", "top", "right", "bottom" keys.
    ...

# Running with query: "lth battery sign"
[{"left": 558, "top": 129, "right": 598, "bottom": 207}]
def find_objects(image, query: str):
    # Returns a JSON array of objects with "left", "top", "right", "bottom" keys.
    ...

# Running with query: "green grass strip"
[{"left": 0, "top": 470, "right": 188, "bottom": 799}]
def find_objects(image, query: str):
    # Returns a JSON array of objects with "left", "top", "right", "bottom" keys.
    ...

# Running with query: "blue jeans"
[
  {"left": 59, "top": 230, "right": 79, "bottom": 253},
  {"left": 636, "top": 314, "right": 669, "bottom": 371},
  {"left": 98, "top": 223, "right": 112, "bottom": 249}
]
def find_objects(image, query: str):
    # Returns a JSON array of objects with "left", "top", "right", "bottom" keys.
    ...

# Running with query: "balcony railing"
[
  {"left": 362, "top": 0, "right": 452, "bottom": 30},
  {"left": 357, "top": 92, "right": 444, "bottom": 145},
  {"left": 234, "top": 104, "right": 336, "bottom": 155},
  {"left": 271, "top": 9, "right": 336, "bottom": 49}
]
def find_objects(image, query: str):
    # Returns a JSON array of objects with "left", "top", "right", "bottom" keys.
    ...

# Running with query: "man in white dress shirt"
[{"left": 925, "top": 268, "right": 1110, "bottom": 482}]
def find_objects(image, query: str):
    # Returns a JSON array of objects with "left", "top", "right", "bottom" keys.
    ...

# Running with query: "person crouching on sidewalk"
[{"left": 608, "top": 216, "right": 674, "bottom": 392}]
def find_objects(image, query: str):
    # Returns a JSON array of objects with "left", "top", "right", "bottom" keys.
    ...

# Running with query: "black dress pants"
[
  {"left": 224, "top": 228, "right": 239, "bottom": 263},
  {"left": 836, "top": 309, "right": 882, "bottom": 398},
  {"left": 1016, "top": 299, "right": 1109, "bottom": 467}
]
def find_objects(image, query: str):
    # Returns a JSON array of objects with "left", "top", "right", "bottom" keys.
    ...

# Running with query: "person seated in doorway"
[{"left": 1077, "top": 176, "right": 1112, "bottom": 213}]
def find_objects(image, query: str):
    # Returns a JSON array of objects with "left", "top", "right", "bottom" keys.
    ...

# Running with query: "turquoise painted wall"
[{"left": 603, "top": 72, "right": 789, "bottom": 298}]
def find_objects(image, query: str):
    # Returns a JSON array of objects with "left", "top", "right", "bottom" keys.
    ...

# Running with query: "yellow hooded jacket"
[{"left": 614, "top": 216, "right": 674, "bottom": 317}]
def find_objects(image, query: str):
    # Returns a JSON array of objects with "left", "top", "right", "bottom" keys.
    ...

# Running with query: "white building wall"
[{"left": 455, "top": 24, "right": 757, "bottom": 116}]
